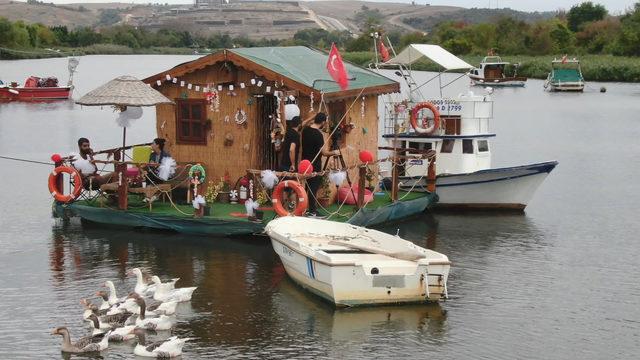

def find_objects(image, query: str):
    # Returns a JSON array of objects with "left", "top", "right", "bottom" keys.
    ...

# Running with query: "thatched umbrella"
[{"left": 76, "top": 75, "right": 174, "bottom": 150}]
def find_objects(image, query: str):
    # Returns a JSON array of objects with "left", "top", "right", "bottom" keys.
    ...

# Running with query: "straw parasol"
[
  {"left": 76, "top": 75, "right": 174, "bottom": 150},
  {"left": 76, "top": 75, "right": 173, "bottom": 107}
]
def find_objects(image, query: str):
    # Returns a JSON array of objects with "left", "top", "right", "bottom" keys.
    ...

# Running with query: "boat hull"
[
  {"left": 271, "top": 237, "right": 449, "bottom": 307},
  {"left": 0, "top": 86, "right": 72, "bottom": 101},
  {"left": 392, "top": 161, "right": 558, "bottom": 210},
  {"left": 469, "top": 75, "right": 527, "bottom": 87},
  {"left": 549, "top": 82, "right": 584, "bottom": 92}
]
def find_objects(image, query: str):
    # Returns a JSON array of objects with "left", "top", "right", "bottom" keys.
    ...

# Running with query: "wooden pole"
[
  {"left": 391, "top": 148, "right": 399, "bottom": 202},
  {"left": 116, "top": 163, "right": 128, "bottom": 210},
  {"left": 357, "top": 165, "right": 366, "bottom": 208}
]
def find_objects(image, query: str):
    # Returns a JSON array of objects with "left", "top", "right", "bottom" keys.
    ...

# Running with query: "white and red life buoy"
[
  {"left": 272, "top": 180, "right": 308, "bottom": 217},
  {"left": 410, "top": 102, "right": 440, "bottom": 135},
  {"left": 48, "top": 166, "right": 82, "bottom": 203}
]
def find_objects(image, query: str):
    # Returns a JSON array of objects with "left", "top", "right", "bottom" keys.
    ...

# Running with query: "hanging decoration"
[
  {"left": 192, "top": 195, "right": 206, "bottom": 209},
  {"left": 329, "top": 171, "right": 347, "bottom": 187},
  {"left": 224, "top": 132, "right": 234, "bottom": 146},
  {"left": 158, "top": 157, "right": 177, "bottom": 181},
  {"left": 361, "top": 96, "right": 366, "bottom": 120},
  {"left": 115, "top": 106, "right": 143, "bottom": 128},
  {"left": 260, "top": 170, "right": 279, "bottom": 190},
  {"left": 309, "top": 92, "right": 314, "bottom": 113},
  {"left": 224, "top": 115, "right": 230, "bottom": 123},
  {"left": 235, "top": 109, "right": 247, "bottom": 125}
]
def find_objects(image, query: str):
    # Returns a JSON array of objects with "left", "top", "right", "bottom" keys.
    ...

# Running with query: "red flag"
[
  {"left": 326, "top": 43, "right": 349, "bottom": 91},
  {"left": 378, "top": 40, "right": 390, "bottom": 62}
]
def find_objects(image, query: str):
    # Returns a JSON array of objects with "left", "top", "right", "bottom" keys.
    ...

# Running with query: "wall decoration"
[
  {"left": 361, "top": 96, "right": 365, "bottom": 120},
  {"left": 309, "top": 92, "right": 314, "bottom": 113},
  {"left": 235, "top": 109, "right": 247, "bottom": 125},
  {"left": 224, "top": 132, "right": 234, "bottom": 146}
]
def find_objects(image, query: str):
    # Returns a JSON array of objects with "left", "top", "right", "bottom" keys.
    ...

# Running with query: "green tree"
[
  {"left": 550, "top": 22, "right": 574, "bottom": 53},
  {"left": 567, "top": 2, "right": 607, "bottom": 32},
  {"left": 616, "top": 3, "right": 640, "bottom": 55}
]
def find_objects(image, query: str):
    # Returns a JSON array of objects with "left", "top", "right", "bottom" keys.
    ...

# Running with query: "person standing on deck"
[
  {"left": 301, "top": 112, "right": 339, "bottom": 217},
  {"left": 280, "top": 116, "right": 301, "bottom": 172}
]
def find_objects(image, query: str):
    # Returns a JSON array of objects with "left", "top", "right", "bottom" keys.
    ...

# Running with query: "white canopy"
[{"left": 387, "top": 44, "right": 473, "bottom": 71}]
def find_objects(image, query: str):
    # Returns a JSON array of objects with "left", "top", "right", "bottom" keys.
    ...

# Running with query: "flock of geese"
[{"left": 51, "top": 268, "right": 197, "bottom": 357}]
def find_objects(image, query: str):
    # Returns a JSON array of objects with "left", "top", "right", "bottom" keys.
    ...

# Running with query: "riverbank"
[
  {"left": 0, "top": 44, "right": 198, "bottom": 60},
  {"left": 3, "top": 46, "right": 640, "bottom": 83},
  {"left": 344, "top": 52, "right": 640, "bottom": 83}
]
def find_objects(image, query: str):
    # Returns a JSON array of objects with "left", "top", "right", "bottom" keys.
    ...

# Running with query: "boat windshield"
[
  {"left": 552, "top": 61, "right": 580, "bottom": 70},
  {"left": 482, "top": 56, "right": 504, "bottom": 63}
]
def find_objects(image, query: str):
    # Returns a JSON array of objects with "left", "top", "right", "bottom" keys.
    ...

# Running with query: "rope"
[
  {"left": 308, "top": 87, "right": 367, "bottom": 167},
  {"left": 0, "top": 155, "right": 52, "bottom": 166}
]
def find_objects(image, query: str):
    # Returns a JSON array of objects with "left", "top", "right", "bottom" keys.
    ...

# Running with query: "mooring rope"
[{"left": 0, "top": 155, "right": 52, "bottom": 166}]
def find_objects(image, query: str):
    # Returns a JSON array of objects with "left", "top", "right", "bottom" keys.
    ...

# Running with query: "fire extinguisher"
[{"left": 238, "top": 176, "right": 250, "bottom": 204}]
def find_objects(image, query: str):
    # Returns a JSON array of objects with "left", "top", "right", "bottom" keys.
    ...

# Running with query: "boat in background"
[
  {"left": 545, "top": 57, "right": 585, "bottom": 92},
  {"left": 373, "top": 42, "right": 557, "bottom": 211},
  {"left": 0, "top": 57, "right": 78, "bottom": 101},
  {"left": 468, "top": 54, "right": 527, "bottom": 87},
  {"left": 266, "top": 216, "right": 450, "bottom": 307}
]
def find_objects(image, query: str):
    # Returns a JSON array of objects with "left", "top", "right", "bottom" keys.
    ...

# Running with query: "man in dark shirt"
[
  {"left": 301, "top": 112, "right": 339, "bottom": 216},
  {"left": 280, "top": 116, "right": 301, "bottom": 172}
]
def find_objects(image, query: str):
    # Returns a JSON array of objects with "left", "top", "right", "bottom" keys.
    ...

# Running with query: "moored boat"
[
  {"left": 0, "top": 57, "right": 78, "bottom": 101},
  {"left": 468, "top": 55, "right": 527, "bottom": 87},
  {"left": 374, "top": 42, "right": 557, "bottom": 210},
  {"left": 545, "top": 57, "right": 585, "bottom": 92},
  {"left": 266, "top": 216, "right": 450, "bottom": 307}
]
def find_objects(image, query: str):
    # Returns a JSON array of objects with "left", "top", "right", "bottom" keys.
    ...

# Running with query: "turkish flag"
[{"left": 326, "top": 43, "right": 349, "bottom": 91}]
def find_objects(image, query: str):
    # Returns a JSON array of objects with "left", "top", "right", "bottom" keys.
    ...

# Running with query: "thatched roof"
[{"left": 76, "top": 75, "right": 174, "bottom": 107}]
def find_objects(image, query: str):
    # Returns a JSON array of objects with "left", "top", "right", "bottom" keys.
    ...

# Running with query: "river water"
[{"left": 0, "top": 55, "right": 639, "bottom": 359}]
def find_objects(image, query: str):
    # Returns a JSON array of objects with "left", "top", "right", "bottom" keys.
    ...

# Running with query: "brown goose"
[
  {"left": 51, "top": 326, "right": 110, "bottom": 353},
  {"left": 132, "top": 297, "right": 175, "bottom": 331},
  {"left": 88, "top": 314, "right": 136, "bottom": 341}
]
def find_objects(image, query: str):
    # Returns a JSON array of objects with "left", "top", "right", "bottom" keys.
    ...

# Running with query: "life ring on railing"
[
  {"left": 272, "top": 180, "right": 308, "bottom": 217},
  {"left": 410, "top": 102, "right": 440, "bottom": 135},
  {"left": 48, "top": 166, "right": 82, "bottom": 203}
]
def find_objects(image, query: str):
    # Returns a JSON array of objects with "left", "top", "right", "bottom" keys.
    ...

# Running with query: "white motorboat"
[
  {"left": 374, "top": 43, "right": 557, "bottom": 210},
  {"left": 265, "top": 216, "right": 450, "bottom": 307},
  {"left": 468, "top": 55, "right": 527, "bottom": 87},
  {"left": 544, "top": 58, "right": 585, "bottom": 92}
]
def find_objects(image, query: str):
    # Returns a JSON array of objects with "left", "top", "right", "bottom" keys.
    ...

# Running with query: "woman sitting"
[{"left": 145, "top": 138, "right": 175, "bottom": 184}]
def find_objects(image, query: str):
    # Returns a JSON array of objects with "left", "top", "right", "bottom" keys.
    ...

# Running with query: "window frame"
[
  {"left": 440, "top": 139, "right": 455, "bottom": 153},
  {"left": 175, "top": 99, "right": 207, "bottom": 145},
  {"left": 477, "top": 140, "right": 490, "bottom": 153},
  {"left": 462, "top": 139, "right": 474, "bottom": 154}
]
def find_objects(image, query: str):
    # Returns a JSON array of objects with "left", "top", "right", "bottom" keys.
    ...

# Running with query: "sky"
[{"left": 40, "top": 0, "right": 636, "bottom": 14}]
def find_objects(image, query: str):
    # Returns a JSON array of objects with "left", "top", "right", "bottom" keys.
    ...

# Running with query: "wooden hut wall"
[{"left": 155, "top": 63, "right": 273, "bottom": 183}]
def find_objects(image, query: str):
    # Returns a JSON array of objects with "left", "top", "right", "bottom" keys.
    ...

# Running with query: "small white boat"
[
  {"left": 265, "top": 217, "right": 451, "bottom": 307},
  {"left": 545, "top": 58, "right": 585, "bottom": 92},
  {"left": 468, "top": 55, "right": 527, "bottom": 87}
]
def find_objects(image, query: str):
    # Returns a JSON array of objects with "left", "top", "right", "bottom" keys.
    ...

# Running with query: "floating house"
[{"left": 143, "top": 46, "right": 399, "bottom": 183}]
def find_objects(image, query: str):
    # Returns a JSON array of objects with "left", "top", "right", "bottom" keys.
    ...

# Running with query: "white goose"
[
  {"left": 129, "top": 268, "right": 153, "bottom": 295},
  {"left": 132, "top": 328, "right": 191, "bottom": 358},
  {"left": 103, "top": 280, "right": 127, "bottom": 306},
  {"left": 134, "top": 297, "right": 175, "bottom": 331},
  {"left": 153, "top": 283, "right": 197, "bottom": 303},
  {"left": 88, "top": 315, "right": 136, "bottom": 342},
  {"left": 150, "top": 275, "right": 180, "bottom": 293},
  {"left": 51, "top": 327, "right": 111, "bottom": 353}
]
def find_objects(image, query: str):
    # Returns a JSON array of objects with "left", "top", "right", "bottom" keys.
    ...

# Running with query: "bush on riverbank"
[{"left": 343, "top": 52, "right": 640, "bottom": 82}]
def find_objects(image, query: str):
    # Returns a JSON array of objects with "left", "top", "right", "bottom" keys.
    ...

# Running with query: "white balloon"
[{"left": 284, "top": 103, "right": 300, "bottom": 121}]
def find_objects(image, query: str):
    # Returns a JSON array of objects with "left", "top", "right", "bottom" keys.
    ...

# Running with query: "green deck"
[
  {"left": 60, "top": 191, "right": 436, "bottom": 237},
  {"left": 549, "top": 68, "right": 584, "bottom": 83}
]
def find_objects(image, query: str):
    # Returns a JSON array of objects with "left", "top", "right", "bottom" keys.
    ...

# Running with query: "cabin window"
[
  {"left": 443, "top": 116, "right": 461, "bottom": 135},
  {"left": 176, "top": 100, "right": 206, "bottom": 144},
  {"left": 440, "top": 139, "right": 455, "bottom": 153},
  {"left": 463, "top": 139, "right": 474, "bottom": 154},
  {"left": 478, "top": 140, "right": 489, "bottom": 152},
  {"left": 408, "top": 142, "right": 432, "bottom": 151}
]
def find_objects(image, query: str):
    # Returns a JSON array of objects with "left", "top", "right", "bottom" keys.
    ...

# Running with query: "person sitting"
[
  {"left": 71, "top": 138, "right": 112, "bottom": 190},
  {"left": 145, "top": 138, "right": 175, "bottom": 184}
]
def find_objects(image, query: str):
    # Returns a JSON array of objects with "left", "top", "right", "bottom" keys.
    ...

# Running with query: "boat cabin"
[{"left": 143, "top": 46, "right": 399, "bottom": 186}]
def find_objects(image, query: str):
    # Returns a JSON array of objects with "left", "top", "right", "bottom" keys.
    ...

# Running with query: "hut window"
[{"left": 176, "top": 100, "right": 206, "bottom": 144}]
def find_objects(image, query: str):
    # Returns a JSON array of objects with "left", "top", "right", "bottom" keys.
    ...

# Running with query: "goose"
[
  {"left": 51, "top": 326, "right": 111, "bottom": 353},
  {"left": 150, "top": 275, "right": 180, "bottom": 293},
  {"left": 127, "top": 292, "right": 179, "bottom": 316},
  {"left": 153, "top": 283, "right": 197, "bottom": 303},
  {"left": 95, "top": 290, "right": 112, "bottom": 310},
  {"left": 88, "top": 314, "right": 136, "bottom": 342},
  {"left": 129, "top": 268, "right": 154, "bottom": 295},
  {"left": 80, "top": 299, "right": 110, "bottom": 321},
  {"left": 133, "top": 297, "right": 175, "bottom": 331},
  {"left": 89, "top": 309, "right": 134, "bottom": 329},
  {"left": 132, "top": 328, "right": 192, "bottom": 358},
  {"left": 103, "top": 280, "right": 126, "bottom": 306}
]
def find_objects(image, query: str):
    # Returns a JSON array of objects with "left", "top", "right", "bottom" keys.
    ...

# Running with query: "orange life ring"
[
  {"left": 410, "top": 102, "right": 440, "bottom": 135},
  {"left": 48, "top": 166, "right": 83, "bottom": 203},
  {"left": 272, "top": 180, "right": 308, "bottom": 217}
]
